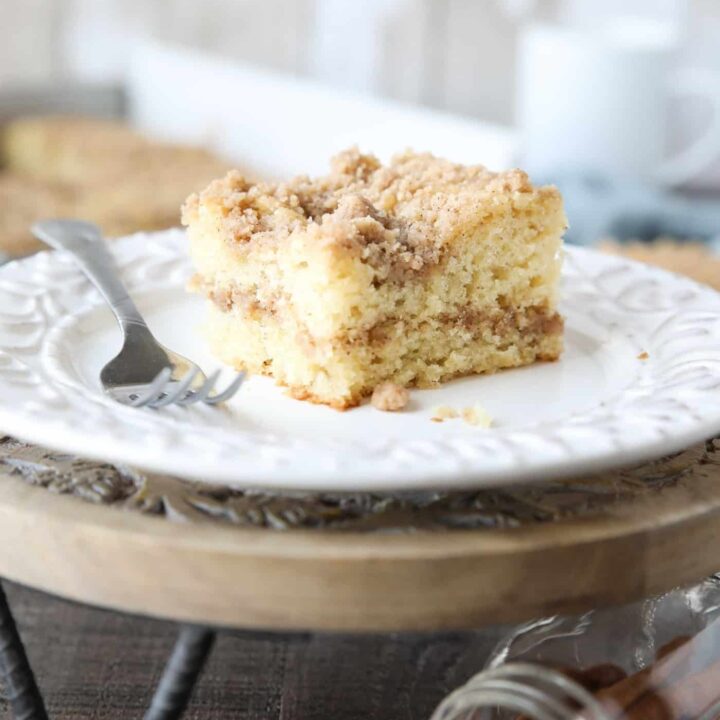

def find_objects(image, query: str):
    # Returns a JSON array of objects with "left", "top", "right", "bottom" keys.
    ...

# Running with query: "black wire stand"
[{"left": 0, "top": 580, "right": 214, "bottom": 720}]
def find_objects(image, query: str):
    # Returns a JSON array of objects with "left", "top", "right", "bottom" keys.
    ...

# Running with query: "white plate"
[{"left": 1, "top": 229, "right": 719, "bottom": 492}]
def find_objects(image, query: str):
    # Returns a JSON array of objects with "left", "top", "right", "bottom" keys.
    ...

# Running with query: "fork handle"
[{"left": 32, "top": 220, "right": 151, "bottom": 336}]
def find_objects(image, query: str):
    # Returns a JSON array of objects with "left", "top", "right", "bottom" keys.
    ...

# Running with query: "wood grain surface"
[
  {"left": 1, "top": 438, "right": 720, "bottom": 632},
  {"left": 0, "top": 581, "right": 505, "bottom": 720}
]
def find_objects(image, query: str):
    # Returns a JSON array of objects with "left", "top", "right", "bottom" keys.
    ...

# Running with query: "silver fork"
[{"left": 32, "top": 219, "right": 244, "bottom": 408}]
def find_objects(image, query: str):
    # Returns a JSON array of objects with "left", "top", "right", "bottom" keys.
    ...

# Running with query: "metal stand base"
[
  {"left": 0, "top": 582, "right": 48, "bottom": 720},
  {"left": 0, "top": 581, "right": 215, "bottom": 720},
  {"left": 144, "top": 626, "right": 216, "bottom": 720}
]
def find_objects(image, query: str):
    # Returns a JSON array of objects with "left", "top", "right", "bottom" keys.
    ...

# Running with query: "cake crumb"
[
  {"left": 461, "top": 405, "right": 493, "bottom": 428},
  {"left": 371, "top": 382, "right": 409, "bottom": 411},
  {"left": 431, "top": 406, "right": 459, "bottom": 422},
  {"left": 637, "top": 351, "right": 649, "bottom": 360}
]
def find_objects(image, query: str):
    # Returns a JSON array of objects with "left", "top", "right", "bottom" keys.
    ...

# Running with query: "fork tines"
[{"left": 111, "top": 369, "right": 245, "bottom": 408}]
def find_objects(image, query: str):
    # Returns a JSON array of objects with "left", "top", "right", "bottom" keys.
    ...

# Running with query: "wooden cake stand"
[{"left": 1, "top": 434, "right": 719, "bottom": 719}]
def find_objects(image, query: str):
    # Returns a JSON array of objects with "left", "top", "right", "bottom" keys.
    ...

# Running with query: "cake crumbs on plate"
[
  {"left": 461, "top": 405, "right": 493, "bottom": 428},
  {"left": 432, "top": 404, "right": 493, "bottom": 427},
  {"left": 431, "top": 406, "right": 458, "bottom": 422},
  {"left": 637, "top": 351, "right": 649, "bottom": 360},
  {"left": 371, "top": 382, "right": 410, "bottom": 411}
]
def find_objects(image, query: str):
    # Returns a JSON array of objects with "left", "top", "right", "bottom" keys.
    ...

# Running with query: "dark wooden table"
[{"left": 0, "top": 581, "right": 504, "bottom": 720}]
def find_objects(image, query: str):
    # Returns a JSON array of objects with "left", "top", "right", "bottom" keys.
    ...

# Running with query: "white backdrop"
[{"left": 1, "top": 0, "right": 719, "bottom": 127}]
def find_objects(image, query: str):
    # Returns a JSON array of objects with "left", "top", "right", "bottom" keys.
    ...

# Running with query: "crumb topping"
[
  {"left": 183, "top": 147, "right": 555, "bottom": 281},
  {"left": 371, "top": 382, "right": 410, "bottom": 411}
]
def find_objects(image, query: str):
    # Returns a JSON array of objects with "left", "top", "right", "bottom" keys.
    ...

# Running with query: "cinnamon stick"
[
  {"left": 593, "top": 638, "right": 694, "bottom": 716},
  {"left": 595, "top": 657, "right": 720, "bottom": 719},
  {"left": 577, "top": 663, "right": 628, "bottom": 692},
  {"left": 515, "top": 663, "right": 627, "bottom": 719},
  {"left": 656, "top": 636, "right": 691, "bottom": 661},
  {"left": 516, "top": 623, "right": 720, "bottom": 720},
  {"left": 592, "top": 622, "right": 720, "bottom": 719},
  {"left": 542, "top": 663, "right": 628, "bottom": 694}
]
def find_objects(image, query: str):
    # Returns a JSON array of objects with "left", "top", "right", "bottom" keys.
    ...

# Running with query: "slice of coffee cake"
[{"left": 183, "top": 149, "right": 566, "bottom": 409}]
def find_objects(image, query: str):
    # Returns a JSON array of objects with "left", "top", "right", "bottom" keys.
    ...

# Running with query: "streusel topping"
[{"left": 182, "top": 147, "right": 550, "bottom": 279}]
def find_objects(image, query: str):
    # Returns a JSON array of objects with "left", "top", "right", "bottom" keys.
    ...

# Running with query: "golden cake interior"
[{"left": 183, "top": 149, "right": 566, "bottom": 409}]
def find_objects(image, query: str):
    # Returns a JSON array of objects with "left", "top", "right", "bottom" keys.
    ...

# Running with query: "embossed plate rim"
[{"left": 0, "top": 229, "right": 719, "bottom": 492}]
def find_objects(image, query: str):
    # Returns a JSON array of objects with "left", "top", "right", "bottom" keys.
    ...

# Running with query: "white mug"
[{"left": 517, "top": 20, "right": 720, "bottom": 186}]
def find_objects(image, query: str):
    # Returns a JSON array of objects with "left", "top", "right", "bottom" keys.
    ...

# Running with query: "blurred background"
[
  {"left": 4, "top": 0, "right": 720, "bottom": 128},
  {"left": 1, "top": 0, "right": 720, "bottom": 279}
]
